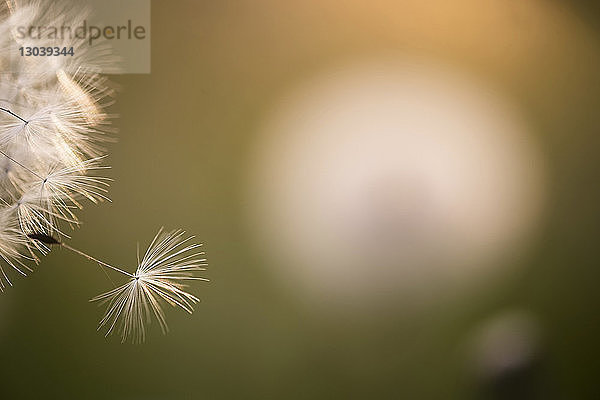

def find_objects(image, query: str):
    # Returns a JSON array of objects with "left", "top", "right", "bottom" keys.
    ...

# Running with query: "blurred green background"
[{"left": 2, "top": 0, "right": 600, "bottom": 398}]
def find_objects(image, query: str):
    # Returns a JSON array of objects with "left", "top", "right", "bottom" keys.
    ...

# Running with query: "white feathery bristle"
[{"left": 91, "top": 228, "right": 208, "bottom": 343}]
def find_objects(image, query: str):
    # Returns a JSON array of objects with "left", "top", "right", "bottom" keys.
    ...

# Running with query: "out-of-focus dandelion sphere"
[{"left": 247, "top": 58, "right": 545, "bottom": 310}]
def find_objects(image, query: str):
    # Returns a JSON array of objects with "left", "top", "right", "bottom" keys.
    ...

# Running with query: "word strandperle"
[{"left": 14, "top": 19, "right": 146, "bottom": 45}]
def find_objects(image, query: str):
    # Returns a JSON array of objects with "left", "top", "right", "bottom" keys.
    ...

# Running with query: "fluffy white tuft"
[{"left": 91, "top": 228, "right": 208, "bottom": 344}]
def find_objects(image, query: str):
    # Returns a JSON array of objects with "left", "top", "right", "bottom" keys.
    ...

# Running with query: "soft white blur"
[{"left": 246, "top": 57, "right": 545, "bottom": 310}]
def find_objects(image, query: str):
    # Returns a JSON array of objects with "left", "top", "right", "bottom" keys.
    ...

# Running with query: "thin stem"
[
  {"left": 0, "top": 107, "right": 27, "bottom": 123},
  {"left": 60, "top": 242, "right": 135, "bottom": 278},
  {"left": 0, "top": 107, "right": 44, "bottom": 180},
  {"left": 0, "top": 150, "right": 43, "bottom": 179}
]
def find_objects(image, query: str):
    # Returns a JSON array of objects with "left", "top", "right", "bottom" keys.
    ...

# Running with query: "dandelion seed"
[{"left": 90, "top": 228, "right": 208, "bottom": 343}]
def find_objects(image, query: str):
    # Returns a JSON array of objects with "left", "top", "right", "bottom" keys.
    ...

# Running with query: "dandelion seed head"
[
  {"left": 0, "top": 2, "right": 207, "bottom": 343},
  {"left": 0, "top": 0, "right": 113, "bottom": 284}
]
